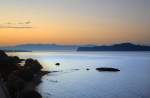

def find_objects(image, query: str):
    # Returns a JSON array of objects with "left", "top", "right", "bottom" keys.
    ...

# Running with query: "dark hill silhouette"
[
  {"left": 77, "top": 43, "right": 150, "bottom": 51},
  {"left": 0, "top": 50, "right": 47, "bottom": 98},
  {"left": 0, "top": 50, "right": 22, "bottom": 80},
  {"left": 0, "top": 44, "right": 78, "bottom": 51}
]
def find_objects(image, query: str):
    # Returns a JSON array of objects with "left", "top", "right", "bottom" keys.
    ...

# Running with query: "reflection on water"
[{"left": 7, "top": 52, "right": 150, "bottom": 98}]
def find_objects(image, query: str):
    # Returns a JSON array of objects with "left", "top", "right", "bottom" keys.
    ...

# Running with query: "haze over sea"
[{"left": 7, "top": 51, "right": 150, "bottom": 98}]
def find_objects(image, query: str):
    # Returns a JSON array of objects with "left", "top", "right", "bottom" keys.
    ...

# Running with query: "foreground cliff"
[{"left": 0, "top": 50, "right": 47, "bottom": 98}]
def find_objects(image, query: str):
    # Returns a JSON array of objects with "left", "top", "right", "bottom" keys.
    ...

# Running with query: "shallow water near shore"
[{"left": 7, "top": 51, "right": 150, "bottom": 98}]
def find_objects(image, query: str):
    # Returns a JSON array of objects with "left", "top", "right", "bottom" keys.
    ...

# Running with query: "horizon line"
[{"left": 0, "top": 42, "right": 150, "bottom": 47}]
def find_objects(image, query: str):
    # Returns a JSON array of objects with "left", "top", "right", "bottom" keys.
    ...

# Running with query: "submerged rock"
[
  {"left": 96, "top": 67, "right": 120, "bottom": 72},
  {"left": 72, "top": 69, "right": 80, "bottom": 71},
  {"left": 86, "top": 68, "right": 90, "bottom": 71},
  {"left": 49, "top": 71, "right": 60, "bottom": 73}
]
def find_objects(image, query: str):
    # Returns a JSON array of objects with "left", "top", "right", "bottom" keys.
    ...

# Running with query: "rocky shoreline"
[{"left": 0, "top": 50, "right": 49, "bottom": 98}]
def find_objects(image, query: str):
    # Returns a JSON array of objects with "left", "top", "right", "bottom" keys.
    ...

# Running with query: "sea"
[{"left": 7, "top": 51, "right": 150, "bottom": 98}]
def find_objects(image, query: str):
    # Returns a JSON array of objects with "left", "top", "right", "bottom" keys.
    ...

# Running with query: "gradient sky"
[{"left": 0, "top": 0, "right": 150, "bottom": 45}]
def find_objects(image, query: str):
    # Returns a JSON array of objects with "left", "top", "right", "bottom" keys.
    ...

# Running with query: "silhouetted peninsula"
[
  {"left": 0, "top": 50, "right": 49, "bottom": 98},
  {"left": 77, "top": 43, "right": 150, "bottom": 51}
]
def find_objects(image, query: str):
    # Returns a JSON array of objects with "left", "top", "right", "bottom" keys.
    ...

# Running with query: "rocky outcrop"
[
  {"left": 0, "top": 50, "right": 22, "bottom": 80},
  {"left": 96, "top": 67, "right": 120, "bottom": 72},
  {"left": 55, "top": 63, "right": 60, "bottom": 66},
  {"left": 24, "top": 59, "right": 43, "bottom": 73},
  {"left": 0, "top": 50, "right": 46, "bottom": 98}
]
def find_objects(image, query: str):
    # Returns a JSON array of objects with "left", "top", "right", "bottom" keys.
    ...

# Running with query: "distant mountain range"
[
  {"left": 77, "top": 43, "right": 150, "bottom": 51},
  {"left": 0, "top": 44, "right": 79, "bottom": 52},
  {"left": 0, "top": 43, "right": 150, "bottom": 52}
]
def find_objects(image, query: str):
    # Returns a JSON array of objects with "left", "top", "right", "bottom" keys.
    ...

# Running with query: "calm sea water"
[{"left": 7, "top": 52, "right": 150, "bottom": 98}]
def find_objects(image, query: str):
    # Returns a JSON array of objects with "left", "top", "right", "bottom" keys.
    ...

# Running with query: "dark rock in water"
[
  {"left": 86, "top": 68, "right": 90, "bottom": 70},
  {"left": 47, "top": 79, "right": 58, "bottom": 83},
  {"left": 49, "top": 70, "right": 60, "bottom": 73},
  {"left": 20, "top": 90, "right": 42, "bottom": 98},
  {"left": 55, "top": 63, "right": 60, "bottom": 66},
  {"left": 96, "top": 67, "right": 120, "bottom": 72}
]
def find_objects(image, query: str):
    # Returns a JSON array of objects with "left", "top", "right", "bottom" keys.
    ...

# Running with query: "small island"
[{"left": 96, "top": 67, "right": 120, "bottom": 72}]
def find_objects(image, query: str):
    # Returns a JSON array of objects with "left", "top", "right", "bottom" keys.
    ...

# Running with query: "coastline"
[{"left": 0, "top": 50, "right": 49, "bottom": 98}]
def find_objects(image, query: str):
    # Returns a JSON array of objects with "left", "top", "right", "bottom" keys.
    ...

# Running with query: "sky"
[{"left": 0, "top": 0, "right": 150, "bottom": 46}]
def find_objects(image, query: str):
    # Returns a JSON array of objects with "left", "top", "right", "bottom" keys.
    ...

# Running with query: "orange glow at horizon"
[{"left": 0, "top": 0, "right": 150, "bottom": 45}]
